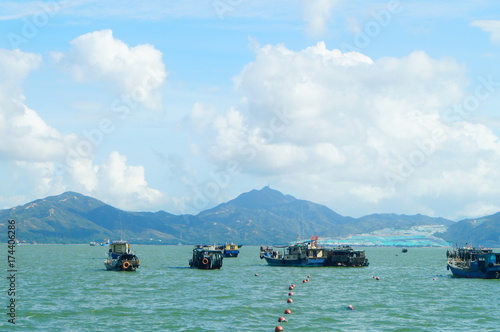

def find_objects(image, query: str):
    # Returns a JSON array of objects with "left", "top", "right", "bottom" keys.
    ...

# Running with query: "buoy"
[
  {"left": 288, "top": 292, "right": 294, "bottom": 296},
  {"left": 275, "top": 326, "right": 284, "bottom": 331},
  {"left": 255, "top": 273, "right": 259, "bottom": 276},
  {"left": 291, "top": 284, "right": 295, "bottom": 288},
  {"left": 288, "top": 285, "right": 294, "bottom": 290},
  {"left": 347, "top": 305, "right": 355, "bottom": 310},
  {"left": 284, "top": 309, "right": 292, "bottom": 314},
  {"left": 302, "top": 279, "right": 307, "bottom": 283},
  {"left": 278, "top": 317, "right": 287, "bottom": 322},
  {"left": 307, "top": 275, "right": 311, "bottom": 278},
  {"left": 287, "top": 298, "right": 293, "bottom": 303}
]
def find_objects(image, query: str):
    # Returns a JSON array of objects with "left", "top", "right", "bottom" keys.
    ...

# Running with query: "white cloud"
[
  {"left": 11, "top": 151, "right": 165, "bottom": 211},
  {"left": 471, "top": 20, "right": 500, "bottom": 44},
  {"left": 458, "top": 201, "right": 500, "bottom": 219},
  {"left": 184, "top": 41, "right": 500, "bottom": 219},
  {"left": 301, "top": 0, "right": 344, "bottom": 37},
  {"left": 53, "top": 29, "right": 167, "bottom": 110},
  {"left": 0, "top": 49, "right": 67, "bottom": 162},
  {"left": 95, "top": 151, "right": 165, "bottom": 209},
  {"left": 0, "top": 47, "right": 165, "bottom": 211}
]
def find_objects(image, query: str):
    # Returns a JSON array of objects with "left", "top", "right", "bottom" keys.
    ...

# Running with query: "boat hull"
[
  {"left": 104, "top": 258, "right": 140, "bottom": 271},
  {"left": 447, "top": 263, "right": 500, "bottom": 279},
  {"left": 264, "top": 256, "right": 325, "bottom": 267},
  {"left": 223, "top": 250, "right": 239, "bottom": 258}
]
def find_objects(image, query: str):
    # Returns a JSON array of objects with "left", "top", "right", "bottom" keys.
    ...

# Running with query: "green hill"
[{"left": 1, "top": 187, "right": 498, "bottom": 246}]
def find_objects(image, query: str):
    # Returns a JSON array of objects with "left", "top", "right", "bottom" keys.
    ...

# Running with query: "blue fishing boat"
[
  {"left": 446, "top": 246, "right": 500, "bottom": 279},
  {"left": 216, "top": 243, "right": 241, "bottom": 257},
  {"left": 260, "top": 237, "right": 369, "bottom": 267}
]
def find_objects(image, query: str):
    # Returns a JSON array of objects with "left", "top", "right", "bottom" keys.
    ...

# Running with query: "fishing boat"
[
  {"left": 215, "top": 243, "right": 241, "bottom": 257},
  {"left": 104, "top": 241, "right": 140, "bottom": 271},
  {"left": 446, "top": 245, "right": 500, "bottom": 279},
  {"left": 189, "top": 245, "right": 223, "bottom": 269},
  {"left": 260, "top": 237, "right": 369, "bottom": 267}
]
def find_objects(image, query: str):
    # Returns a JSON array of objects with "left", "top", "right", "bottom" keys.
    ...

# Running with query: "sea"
[{"left": 2, "top": 245, "right": 498, "bottom": 331}]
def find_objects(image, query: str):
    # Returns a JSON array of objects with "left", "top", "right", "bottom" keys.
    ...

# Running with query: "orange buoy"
[
  {"left": 288, "top": 285, "right": 294, "bottom": 290},
  {"left": 275, "top": 326, "right": 284, "bottom": 331},
  {"left": 288, "top": 292, "right": 294, "bottom": 296},
  {"left": 284, "top": 309, "right": 292, "bottom": 314},
  {"left": 287, "top": 298, "right": 293, "bottom": 303},
  {"left": 278, "top": 316, "right": 287, "bottom": 322}
]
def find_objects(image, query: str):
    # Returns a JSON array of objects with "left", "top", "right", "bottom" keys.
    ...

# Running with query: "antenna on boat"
[{"left": 118, "top": 211, "right": 124, "bottom": 241}]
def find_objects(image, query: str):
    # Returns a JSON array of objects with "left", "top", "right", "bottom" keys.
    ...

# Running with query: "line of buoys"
[
  {"left": 271, "top": 273, "right": 362, "bottom": 330},
  {"left": 274, "top": 276, "right": 312, "bottom": 331}
]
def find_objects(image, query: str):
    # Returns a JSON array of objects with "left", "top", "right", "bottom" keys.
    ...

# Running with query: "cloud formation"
[
  {"left": 53, "top": 29, "right": 167, "bottom": 110},
  {"left": 301, "top": 0, "right": 344, "bottom": 37},
  {"left": 471, "top": 20, "right": 500, "bottom": 44},
  {"left": 0, "top": 49, "right": 65, "bottom": 162},
  {"left": 0, "top": 47, "right": 164, "bottom": 210},
  {"left": 186, "top": 42, "right": 500, "bottom": 219}
]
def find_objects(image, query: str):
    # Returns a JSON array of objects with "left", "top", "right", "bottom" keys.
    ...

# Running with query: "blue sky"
[{"left": 1, "top": 0, "right": 500, "bottom": 220}]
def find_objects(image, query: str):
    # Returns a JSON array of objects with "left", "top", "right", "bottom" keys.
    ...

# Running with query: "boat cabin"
[
  {"left": 282, "top": 243, "right": 325, "bottom": 260},
  {"left": 109, "top": 241, "right": 131, "bottom": 259}
]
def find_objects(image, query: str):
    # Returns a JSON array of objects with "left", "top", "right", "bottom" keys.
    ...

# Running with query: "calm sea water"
[{"left": 2, "top": 245, "right": 498, "bottom": 331}]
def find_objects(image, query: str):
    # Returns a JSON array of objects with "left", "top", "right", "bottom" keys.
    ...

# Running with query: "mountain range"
[{"left": 1, "top": 186, "right": 499, "bottom": 246}]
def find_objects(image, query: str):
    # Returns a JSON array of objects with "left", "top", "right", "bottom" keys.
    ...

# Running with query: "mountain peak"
[{"left": 228, "top": 186, "right": 296, "bottom": 209}]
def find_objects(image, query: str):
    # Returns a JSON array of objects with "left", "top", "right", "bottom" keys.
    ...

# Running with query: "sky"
[{"left": 1, "top": 0, "right": 500, "bottom": 221}]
